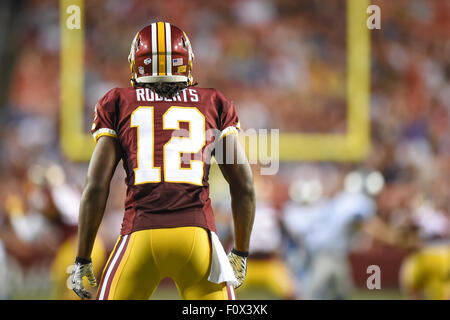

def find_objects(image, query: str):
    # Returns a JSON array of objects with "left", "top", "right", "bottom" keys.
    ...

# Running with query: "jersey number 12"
[{"left": 131, "top": 106, "right": 205, "bottom": 186}]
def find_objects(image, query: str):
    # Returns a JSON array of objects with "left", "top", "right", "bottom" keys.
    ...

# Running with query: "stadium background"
[{"left": 0, "top": 0, "right": 449, "bottom": 299}]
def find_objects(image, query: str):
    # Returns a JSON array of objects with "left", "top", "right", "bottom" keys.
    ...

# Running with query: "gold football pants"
[
  {"left": 96, "top": 226, "right": 235, "bottom": 300},
  {"left": 241, "top": 258, "right": 295, "bottom": 299},
  {"left": 400, "top": 244, "right": 450, "bottom": 300}
]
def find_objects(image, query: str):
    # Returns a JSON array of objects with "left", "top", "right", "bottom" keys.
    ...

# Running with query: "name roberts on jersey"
[{"left": 136, "top": 87, "right": 199, "bottom": 102}]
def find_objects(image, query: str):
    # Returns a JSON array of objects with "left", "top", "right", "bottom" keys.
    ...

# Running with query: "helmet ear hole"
[{"left": 181, "top": 37, "right": 186, "bottom": 49}]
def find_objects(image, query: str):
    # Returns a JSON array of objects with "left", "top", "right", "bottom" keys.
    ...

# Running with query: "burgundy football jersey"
[{"left": 91, "top": 86, "right": 240, "bottom": 235}]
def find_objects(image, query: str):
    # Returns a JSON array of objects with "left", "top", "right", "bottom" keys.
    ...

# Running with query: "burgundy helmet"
[{"left": 128, "top": 22, "right": 194, "bottom": 85}]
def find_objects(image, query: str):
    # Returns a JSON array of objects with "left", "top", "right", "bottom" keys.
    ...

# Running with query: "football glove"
[
  {"left": 227, "top": 249, "right": 249, "bottom": 289},
  {"left": 69, "top": 257, "right": 97, "bottom": 299}
]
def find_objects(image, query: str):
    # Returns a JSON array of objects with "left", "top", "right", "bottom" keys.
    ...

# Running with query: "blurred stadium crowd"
[{"left": 0, "top": 0, "right": 449, "bottom": 299}]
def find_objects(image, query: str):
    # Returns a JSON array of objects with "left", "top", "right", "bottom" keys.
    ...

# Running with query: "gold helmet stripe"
[{"left": 157, "top": 21, "right": 166, "bottom": 76}]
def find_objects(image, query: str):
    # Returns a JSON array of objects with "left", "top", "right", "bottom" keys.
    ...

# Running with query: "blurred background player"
[
  {"left": 0, "top": 162, "right": 107, "bottom": 299},
  {"left": 283, "top": 166, "right": 403, "bottom": 299},
  {"left": 400, "top": 240, "right": 450, "bottom": 300},
  {"left": 399, "top": 160, "right": 450, "bottom": 300},
  {"left": 242, "top": 174, "right": 296, "bottom": 299},
  {"left": 218, "top": 173, "right": 296, "bottom": 299}
]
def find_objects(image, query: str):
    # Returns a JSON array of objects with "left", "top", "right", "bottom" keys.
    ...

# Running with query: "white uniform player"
[
  {"left": 283, "top": 190, "right": 376, "bottom": 299},
  {"left": 249, "top": 201, "right": 283, "bottom": 254},
  {"left": 240, "top": 200, "right": 295, "bottom": 299}
]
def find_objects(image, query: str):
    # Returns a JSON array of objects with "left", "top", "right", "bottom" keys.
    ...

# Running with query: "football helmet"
[{"left": 128, "top": 22, "right": 195, "bottom": 85}]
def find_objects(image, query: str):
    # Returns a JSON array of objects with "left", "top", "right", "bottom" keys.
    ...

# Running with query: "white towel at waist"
[{"left": 208, "top": 231, "right": 238, "bottom": 287}]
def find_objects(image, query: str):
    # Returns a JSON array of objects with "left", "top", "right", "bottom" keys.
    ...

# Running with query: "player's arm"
[
  {"left": 71, "top": 136, "right": 120, "bottom": 299},
  {"left": 218, "top": 134, "right": 255, "bottom": 288},
  {"left": 77, "top": 136, "right": 121, "bottom": 259},
  {"left": 218, "top": 134, "right": 255, "bottom": 252}
]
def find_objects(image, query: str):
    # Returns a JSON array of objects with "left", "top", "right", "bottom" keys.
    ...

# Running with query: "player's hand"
[
  {"left": 227, "top": 249, "right": 248, "bottom": 289},
  {"left": 69, "top": 257, "right": 97, "bottom": 299}
]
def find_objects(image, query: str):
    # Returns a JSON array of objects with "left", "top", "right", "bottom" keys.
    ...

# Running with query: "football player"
[
  {"left": 69, "top": 22, "right": 255, "bottom": 300},
  {"left": 238, "top": 175, "right": 296, "bottom": 299},
  {"left": 399, "top": 198, "right": 450, "bottom": 300}
]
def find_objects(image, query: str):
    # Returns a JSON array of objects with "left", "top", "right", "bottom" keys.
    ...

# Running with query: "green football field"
[{"left": 151, "top": 283, "right": 404, "bottom": 300}]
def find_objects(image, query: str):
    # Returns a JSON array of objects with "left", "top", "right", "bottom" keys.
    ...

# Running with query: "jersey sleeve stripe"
[
  {"left": 218, "top": 126, "right": 239, "bottom": 140},
  {"left": 92, "top": 128, "right": 118, "bottom": 142}
]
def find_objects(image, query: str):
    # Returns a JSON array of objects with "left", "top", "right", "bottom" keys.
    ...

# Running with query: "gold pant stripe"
[{"left": 108, "top": 233, "right": 136, "bottom": 299}]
